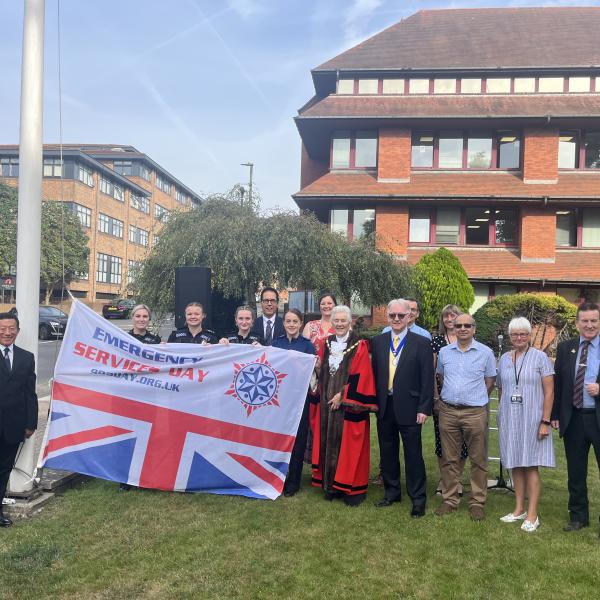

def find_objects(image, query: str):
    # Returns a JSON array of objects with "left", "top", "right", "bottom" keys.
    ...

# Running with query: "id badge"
[{"left": 510, "top": 386, "right": 523, "bottom": 404}]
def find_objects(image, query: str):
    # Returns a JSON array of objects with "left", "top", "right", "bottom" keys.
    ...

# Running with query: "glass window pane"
[
  {"left": 337, "top": 79, "right": 354, "bottom": 94},
  {"left": 465, "top": 207, "right": 490, "bottom": 245},
  {"left": 495, "top": 209, "right": 517, "bottom": 244},
  {"left": 461, "top": 78, "right": 481, "bottom": 94},
  {"left": 582, "top": 208, "right": 600, "bottom": 247},
  {"left": 353, "top": 209, "right": 375, "bottom": 239},
  {"left": 538, "top": 77, "right": 564, "bottom": 93},
  {"left": 435, "top": 208, "right": 460, "bottom": 244},
  {"left": 434, "top": 79, "right": 456, "bottom": 94},
  {"left": 486, "top": 78, "right": 511, "bottom": 93},
  {"left": 569, "top": 77, "right": 590, "bottom": 93},
  {"left": 409, "top": 208, "right": 430, "bottom": 243},
  {"left": 557, "top": 287, "right": 580, "bottom": 303},
  {"left": 467, "top": 137, "right": 493, "bottom": 168},
  {"left": 438, "top": 135, "right": 463, "bottom": 168},
  {"left": 382, "top": 79, "right": 404, "bottom": 94},
  {"left": 354, "top": 132, "right": 377, "bottom": 167},
  {"left": 470, "top": 283, "right": 490, "bottom": 313},
  {"left": 495, "top": 285, "right": 517, "bottom": 296},
  {"left": 332, "top": 132, "right": 350, "bottom": 168},
  {"left": 411, "top": 133, "right": 434, "bottom": 167},
  {"left": 330, "top": 209, "right": 349, "bottom": 237},
  {"left": 514, "top": 78, "right": 535, "bottom": 93},
  {"left": 409, "top": 79, "right": 429, "bottom": 94},
  {"left": 498, "top": 133, "right": 520, "bottom": 168},
  {"left": 584, "top": 131, "right": 600, "bottom": 169},
  {"left": 358, "top": 79, "right": 378, "bottom": 94},
  {"left": 559, "top": 132, "right": 578, "bottom": 168},
  {"left": 556, "top": 210, "right": 577, "bottom": 247}
]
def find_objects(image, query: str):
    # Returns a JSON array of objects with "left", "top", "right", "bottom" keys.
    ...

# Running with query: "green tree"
[
  {"left": 131, "top": 195, "right": 413, "bottom": 317},
  {"left": 412, "top": 247, "right": 474, "bottom": 330},
  {"left": 0, "top": 181, "right": 89, "bottom": 303}
]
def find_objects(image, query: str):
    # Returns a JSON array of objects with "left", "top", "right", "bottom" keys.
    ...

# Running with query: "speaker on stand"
[{"left": 174, "top": 266, "right": 212, "bottom": 330}]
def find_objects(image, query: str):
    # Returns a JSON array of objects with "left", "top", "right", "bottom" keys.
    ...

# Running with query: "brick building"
[
  {"left": 0, "top": 144, "right": 201, "bottom": 306},
  {"left": 293, "top": 7, "right": 600, "bottom": 321}
]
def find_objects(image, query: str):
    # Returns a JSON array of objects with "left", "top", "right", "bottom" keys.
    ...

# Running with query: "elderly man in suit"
[
  {"left": 371, "top": 298, "right": 434, "bottom": 517},
  {"left": 553, "top": 301, "right": 600, "bottom": 535},
  {"left": 0, "top": 311, "right": 38, "bottom": 528},
  {"left": 251, "top": 287, "right": 284, "bottom": 346}
]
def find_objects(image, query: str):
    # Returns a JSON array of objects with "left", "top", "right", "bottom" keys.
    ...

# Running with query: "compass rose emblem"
[{"left": 225, "top": 353, "right": 287, "bottom": 416}]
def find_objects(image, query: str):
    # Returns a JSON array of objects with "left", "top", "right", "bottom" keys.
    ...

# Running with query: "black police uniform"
[
  {"left": 128, "top": 330, "right": 161, "bottom": 345},
  {"left": 223, "top": 332, "right": 263, "bottom": 345},
  {"left": 167, "top": 327, "right": 218, "bottom": 344}
]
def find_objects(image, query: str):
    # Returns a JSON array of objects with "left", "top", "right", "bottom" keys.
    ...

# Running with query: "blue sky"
[{"left": 1, "top": 0, "right": 598, "bottom": 209}]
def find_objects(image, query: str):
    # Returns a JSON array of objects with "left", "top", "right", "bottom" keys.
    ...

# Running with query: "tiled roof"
[
  {"left": 407, "top": 248, "right": 600, "bottom": 284},
  {"left": 297, "top": 94, "right": 600, "bottom": 119},
  {"left": 294, "top": 171, "right": 600, "bottom": 204},
  {"left": 316, "top": 8, "right": 600, "bottom": 72}
]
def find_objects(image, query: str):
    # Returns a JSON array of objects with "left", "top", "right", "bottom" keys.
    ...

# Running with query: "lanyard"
[
  {"left": 390, "top": 334, "right": 408, "bottom": 360},
  {"left": 512, "top": 348, "right": 529, "bottom": 387}
]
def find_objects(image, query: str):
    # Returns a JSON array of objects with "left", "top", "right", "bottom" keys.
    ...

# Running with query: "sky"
[{"left": 1, "top": 0, "right": 599, "bottom": 210}]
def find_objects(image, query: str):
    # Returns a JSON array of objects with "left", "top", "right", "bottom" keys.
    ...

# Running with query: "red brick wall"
[
  {"left": 378, "top": 128, "right": 411, "bottom": 182},
  {"left": 523, "top": 126, "right": 559, "bottom": 183},
  {"left": 520, "top": 208, "right": 556, "bottom": 262},
  {"left": 375, "top": 204, "right": 409, "bottom": 256},
  {"left": 300, "top": 142, "right": 328, "bottom": 189}
]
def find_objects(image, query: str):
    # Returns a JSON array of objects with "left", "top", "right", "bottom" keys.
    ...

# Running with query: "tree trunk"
[
  {"left": 43, "top": 285, "right": 52, "bottom": 305},
  {"left": 246, "top": 281, "right": 257, "bottom": 311}
]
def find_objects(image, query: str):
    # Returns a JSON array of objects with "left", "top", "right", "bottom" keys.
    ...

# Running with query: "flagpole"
[{"left": 9, "top": 0, "right": 45, "bottom": 495}]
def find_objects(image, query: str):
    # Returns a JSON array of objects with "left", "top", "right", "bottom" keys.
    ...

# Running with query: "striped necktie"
[{"left": 573, "top": 340, "right": 590, "bottom": 409}]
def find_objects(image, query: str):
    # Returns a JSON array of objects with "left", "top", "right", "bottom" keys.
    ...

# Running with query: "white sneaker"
[
  {"left": 500, "top": 511, "right": 527, "bottom": 523},
  {"left": 521, "top": 517, "right": 540, "bottom": 532}
]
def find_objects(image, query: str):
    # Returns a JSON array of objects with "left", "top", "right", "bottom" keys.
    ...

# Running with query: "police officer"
[
  {"left": 128, "top": 304, "right": 161, "bottom": 345},
  {"left": 219, "top": 306, "right": 263, "bottom": 346},
  {"left": 167, "top": 302, "right": 218, "bottom": 345}
]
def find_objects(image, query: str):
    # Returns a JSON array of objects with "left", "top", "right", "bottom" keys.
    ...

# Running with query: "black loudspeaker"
[{"left": 174, "top": 266, "right": 212, "bottom": 330}]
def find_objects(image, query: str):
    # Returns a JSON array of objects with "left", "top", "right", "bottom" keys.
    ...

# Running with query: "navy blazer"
[
  {"left": 251, "top": 315, "right": 284, "bottom": 345},
  {"left": 371, "top": 330, "right": 434, "bottom": 425},
  {"left": 0, "top": 345, "right": 38, "bottom": 443}
]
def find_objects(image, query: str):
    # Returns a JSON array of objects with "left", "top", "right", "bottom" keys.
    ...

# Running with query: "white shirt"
[{"left": 1, "top": 344, "right": 14, "bottom": 369}]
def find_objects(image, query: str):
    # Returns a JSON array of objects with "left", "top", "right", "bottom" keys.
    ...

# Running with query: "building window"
[
  {"left": 382, "top": 79, "right": 404, "bottom": 94},
  {"left": 538, "top": 77, "right": 564, "bottom": 93},
  {"left": 568, "top": 77, "right": 590, "bottom": 93},
  {"left": 175, "top": 189, "right": 189, "bottom": 205},
  {"left": 408, "top": 208, "right": 430, "bottom": 243},
  {"left": 467, "top": 136, "right": 493, "bottom": 169},
  {"left": 127, "top": 260, "right": 139, "bottom": 284},
  {"left": 75, "top": 267, "right": 89, "bottom": 281},
  {"left": 556, "top": 209, "right": 577, "bottom": 247},
  {"left": 156, "top": 174, "right": 171, "bottom": 194},
  {"left": 129, "top": 225, "right": 149, "bottom": 247},
  {"left": 0, "top": 157, "right": 19, "bottom": 177},
  {"left": 98, "top": 213, "right": 123, "bottom": 238},
  {"left": 130, "top": 193, "right": 150, "bottom": 213},
  {"left": 153, "top": 234, "right": 160, "bottom": 245},
  {"left": 113, "top": 160, "right": 133, "bottom": 175},
  {"left": 337, "top": 79, "right": 354, "bottom": 94},
  {"left": 113, "top": 184, "right": 124, "bottom": 202},
  {"left": 358, "top": 79, "right": 378, "bottom": 94},
  {"left": 559, "top": 131, "right": 600, "bottom": 170},
  {"left": 514, "top": 78, "right": 535, "bottom": 93},
  {"left": 77, "top": 164, "right": 94, "bottom": 187},
  {"left": 330, "top": 208, "right": 349, "bottom": 237},
  {"left": 408, "top": 79, "right": 429, "bottom": 94},
  {"left": 438, "top": 132, "right": 463, "bottom": 169},
  {"left": 329, "top": 208, "right": 374, "bottom": 240},
  {"left": 97, "top": 253, "right": 121, "bottom": 284},
  {"left": 435, "top": 207, "right": 461, "bottom": 244},
  {"left": 461, "top": 79, "right": 481, "bottom": 94},
  {"left": 584, "top": 131, "right": 600, "bottom": 169},
  {"left": 43, "top": 158, "right": 62, "bottom": 177},
  {"left": 155, "top": 204, "right": 170, "bottom": 222},
  {"left": 582, "top": 208, "right": 600, "bottom": 247},
  {"left": 330, "top": 130, "right": 377, "bottom": 169},
  {"left": 66, "top": 202, "right": 91, "bottom": 228},
  {"left": 99, "top": 176, "right": 113, "bottom": 196},
  {"left": 411, "top": 133, "right": 434, "bottom": 167},
  {"left": 433, "top": 79, "right": 456, "bottom": 94},
  {"left": 139, "top": 164, "right": 151, "bottom": 181},
  {"left": 486, "top": 78, "right": 511, "bottom": 93},
  {"left": 497, "top": 132, "right": 521, "bottom": 169},
  {"left": 558, "top": 132, "right": 578, "bottom": 168}
]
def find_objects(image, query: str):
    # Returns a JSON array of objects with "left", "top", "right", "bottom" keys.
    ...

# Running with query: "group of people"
[{"left": 1, "top": 291, "right": 599, "bottom": 538}]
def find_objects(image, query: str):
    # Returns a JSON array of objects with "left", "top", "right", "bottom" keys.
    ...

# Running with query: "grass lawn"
[{"left": 1, "top": 408, "right": 599, "bottom": 600}]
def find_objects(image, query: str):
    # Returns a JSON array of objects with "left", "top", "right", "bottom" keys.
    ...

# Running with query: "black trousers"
[
  {"left": 563, "top": 409, "right": 600, "bottom": 523},
  {"left": 377, "top": 398, "right": 426, "bottom": 508},
  {"left": 0, "top": 437, "right": 21, "bottom": 511},
  {"left": 284, "top": 395, "right": 310, "bottom": 494}
]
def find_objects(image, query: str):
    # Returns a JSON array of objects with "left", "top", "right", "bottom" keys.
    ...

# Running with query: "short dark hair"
[
  {"left": 260, "top": 287, "right": 279, "bottom": 302},
  {"left": 405, "top": 297, "right": 418, "bottom": 305},
  {"left": 576, "top": 302, "right": 600, "bottom": 318},
  {"left": 283, "top": 308, "right": 303, "bottom": 324},
  {"left": 318, "top": 292, "right": 337, "bottom": 306},
  {"left": 0, "top": 312, "right": 20, "bottom": 329}
]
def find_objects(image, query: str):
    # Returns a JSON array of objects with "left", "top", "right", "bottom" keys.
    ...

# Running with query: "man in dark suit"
[
  {"left": 371, "top": 298, "right": 434, "bottom": 517},
  {"left": 553, "top": 301, "right": 600, "bottom": 535},
  {"left": 251, "top": 287, "right": 284, "bottom": 346},
  {"left": 0, "top": 311, "right": 38, "bottom": 528}
]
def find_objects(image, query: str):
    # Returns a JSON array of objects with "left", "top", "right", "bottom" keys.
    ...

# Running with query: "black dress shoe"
[
  {"left": 411, "top": 506, "right": 426, "bottom": 518},
  {"left": 375, "top": 498, "right": 400, "bottom": 508},
  {"left": 283, "top": 489, "right": 298, "bottom": 497},
  {"left": 563, "top": 521, "right": 589, "bottom": 532},
  {"left": 0, "top": 514, "right": 13, "bottom": 528}
]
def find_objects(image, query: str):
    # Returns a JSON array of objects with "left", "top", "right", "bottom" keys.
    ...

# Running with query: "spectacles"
[
  {"left": 510, "top": 333, "right": 530, "bottom": 338},
  {"left": 388, "top": 313, "right": 407, "bottom": 319},
  {"left": 454, "top": 323, "right": 474, "bottom": 329},
  {"left": 261, "top": 299, "right": 277, "bottom": 304}
]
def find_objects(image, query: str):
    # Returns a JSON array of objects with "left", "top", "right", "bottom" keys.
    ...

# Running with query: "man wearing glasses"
[
  {"left": 371, "top": 299, "right": 434, "bottom": 518},
  {"left": 251, "top": 287, "right": 284, "bottom": 346},
  {"left": 382, "top": 297, "right": 431, "bottom": 340},
  {"left": 435, "top": 313, "right": 496, "bottom": 521}
]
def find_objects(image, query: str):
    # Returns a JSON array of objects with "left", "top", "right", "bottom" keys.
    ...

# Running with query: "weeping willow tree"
[{"left": 130, "top": 195, "right": 412, "bottom": 317}]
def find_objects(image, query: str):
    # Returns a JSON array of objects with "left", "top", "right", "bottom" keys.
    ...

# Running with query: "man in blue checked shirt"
[{"left": 434, "top": 313, "right": 496, "bottom": 521}]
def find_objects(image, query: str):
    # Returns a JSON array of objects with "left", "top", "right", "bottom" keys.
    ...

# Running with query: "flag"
[{"left": 42, "top": 301, "right": 315, "bottom": 499}]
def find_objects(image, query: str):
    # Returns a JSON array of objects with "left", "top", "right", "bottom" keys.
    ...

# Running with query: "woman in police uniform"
[
  {"left": 128, "top": 304, "right": 161, "bottom": 345},
  {"left": 219, "top": 306, "right": 263, "bottom": 346},
  {"left": 167, "top": 302, "right": 218, "bottom": 345}
]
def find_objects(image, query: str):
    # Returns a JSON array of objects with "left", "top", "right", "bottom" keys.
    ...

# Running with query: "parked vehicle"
[
  {"left": 102, "top": 298, "right": 136, "bottom": 319},
  {"left": 39, "top": 305, "right": 69, "bottom": 340}
]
